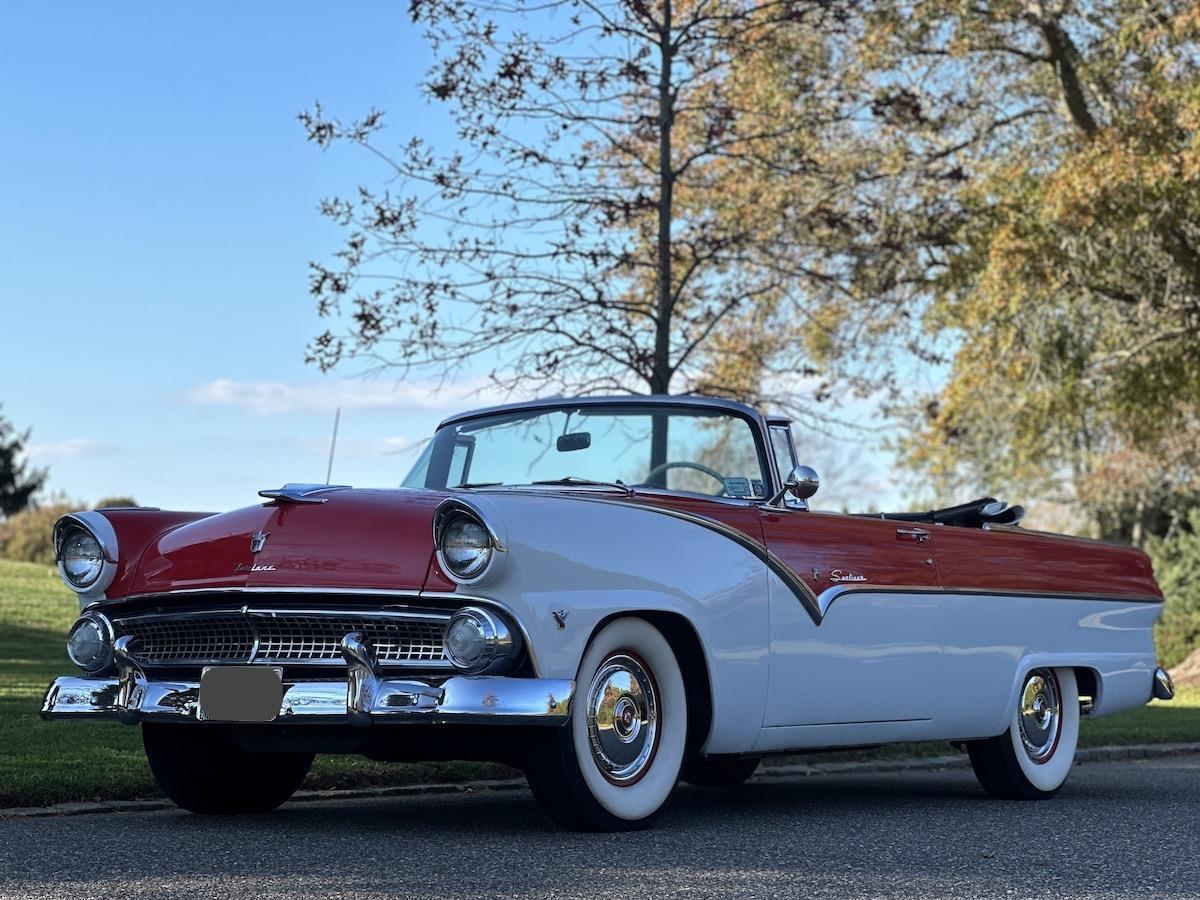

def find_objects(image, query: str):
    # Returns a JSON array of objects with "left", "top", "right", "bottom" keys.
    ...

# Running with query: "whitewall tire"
[
  {"left": 968, "top": 667, "right": 1080, "bottom": 800},
  {"left": 525, "top": 617, "right": 687, "bottom": 830}
]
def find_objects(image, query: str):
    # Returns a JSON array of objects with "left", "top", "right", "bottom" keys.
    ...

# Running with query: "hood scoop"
[{"left": 258, "top": 483, "right": 353, "bottom": 504}]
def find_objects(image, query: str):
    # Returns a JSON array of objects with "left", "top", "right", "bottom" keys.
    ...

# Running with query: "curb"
[
  {"left": 4, "top": 742, "right": 1198, "bottom": 821},
  {"left": 753, "top": 741, "right": 1200, "bottom": 780},
  {"left": 0, "top": 776, "right": 529, "bottom": 820}
]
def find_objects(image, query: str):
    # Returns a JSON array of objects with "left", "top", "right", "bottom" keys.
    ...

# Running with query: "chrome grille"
[
  {"left": 111, "top": 608, "right": 451, "bottom": 667},
  {"left": 117, "top": 613, "right": 254, "bottom": 663},
  {"left": 254, "top": 614, "right": 446, "bottom": 662}
]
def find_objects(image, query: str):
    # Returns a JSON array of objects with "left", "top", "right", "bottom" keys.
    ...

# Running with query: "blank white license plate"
[{"left": 198, "top": 666, "right": 284, "bottom": 722}]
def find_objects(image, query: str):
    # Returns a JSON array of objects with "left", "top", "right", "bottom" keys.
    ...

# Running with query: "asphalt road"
[{"left": 2, "top": 755, "right": 1198, "bottom": 899}]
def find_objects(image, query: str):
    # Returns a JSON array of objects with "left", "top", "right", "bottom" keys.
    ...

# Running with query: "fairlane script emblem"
[
  {"left": 250, "top": 531, "right": 270, "bottom": 554},
  {"left": 829, "top": 569, "right": 867, "bottom": 583},
  {"left": 235, "top": 563, "right": 276, "bottom": 573}
]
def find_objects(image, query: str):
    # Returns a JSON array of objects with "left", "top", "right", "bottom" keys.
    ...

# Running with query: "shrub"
[
  {"left": 96, "top": 496, "right": 137, "bottom": 509},
  {"left": 1, "top": 503, "right": 75, "bottom": 565},
  {"left": 1147, "top": 511, "right": 1200, "bottom": 669}
]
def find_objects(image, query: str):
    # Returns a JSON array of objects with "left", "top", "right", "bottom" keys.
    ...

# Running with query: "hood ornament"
[
  {"left": 250, "top": 531, "right": 270, "bottom": 554},
  {"left": 259, "top": 483, "right": 353, "bottom": 504}
]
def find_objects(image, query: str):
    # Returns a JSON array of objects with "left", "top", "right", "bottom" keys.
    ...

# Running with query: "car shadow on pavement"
[{"left": 184, "top": 769, "right": 1007, "bottom": 838}]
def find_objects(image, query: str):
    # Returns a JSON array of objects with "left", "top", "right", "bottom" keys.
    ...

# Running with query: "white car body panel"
[
  {"left": 438, "top": 492, "right": 1164, "bottom": 755},
  {"left": 455, "top": 492, "right": 771, "bottom": 753}
]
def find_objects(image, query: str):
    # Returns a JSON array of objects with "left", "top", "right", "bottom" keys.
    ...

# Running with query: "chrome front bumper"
[{"left": 40, "top": 632, "right": 572, "bottom": 726}]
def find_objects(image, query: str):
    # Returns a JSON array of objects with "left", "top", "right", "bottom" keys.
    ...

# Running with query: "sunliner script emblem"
[{"left": 829, "top": 569, "right": 867, "bottom": 583}]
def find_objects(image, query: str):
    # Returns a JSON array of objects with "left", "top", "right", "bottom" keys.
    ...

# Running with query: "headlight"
[
  {"left": 433, "top": 497, "right": 506, "bottom": 584},
  {"left": 53, "top": 513, "right": 119, "bottom": 598},
  {"left": 59, "top": 527, "right": 105, "bottom": 589},
  {"left": 441, "top": 516, "right": 492, "bottom": 579},
  {"left": 67, "top": 613, "right": 115, "bottom": 673},
  {"left": 444, "top": 606, "right": 521, "bottom": 674}
]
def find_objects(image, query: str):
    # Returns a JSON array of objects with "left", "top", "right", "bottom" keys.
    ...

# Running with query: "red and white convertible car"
[{"left": 42, "top": 395, "right": 1175, "bottom": 830}]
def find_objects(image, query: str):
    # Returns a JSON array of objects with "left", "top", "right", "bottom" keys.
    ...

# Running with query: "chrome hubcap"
[
  {"left": 1018, "top": 669, "right": 1061, "bottom": 763},
  {"left": 586, "top": 653, "right": 658, "bottom": 784}
]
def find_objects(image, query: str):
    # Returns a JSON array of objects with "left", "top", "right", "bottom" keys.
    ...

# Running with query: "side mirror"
[
  {"left": 767, "top": 465, "right": 820, "bottom": 509},
  {"left": 786, "top": 465, "right": 820, "bottom": 500}
]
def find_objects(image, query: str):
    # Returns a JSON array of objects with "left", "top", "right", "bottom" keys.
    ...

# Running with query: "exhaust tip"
[{"left": 1153, "top": 667, "right": 1175, "bottom": 701}]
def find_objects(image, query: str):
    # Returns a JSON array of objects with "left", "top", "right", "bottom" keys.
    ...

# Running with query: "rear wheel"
[
  {"left": 143, "top": 723, "right": 314, "bottom": 814},
  {"left": 525, "top": 617, "right": 687, "bottom": 831},
  {"left": 967, "top": 667, "right": 1079, "bottom": 800},
  {"left": 681, "top": 755, "right": 760, "bottom": 787}
]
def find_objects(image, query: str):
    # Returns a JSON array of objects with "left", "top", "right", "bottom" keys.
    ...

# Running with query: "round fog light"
[
  {"left": 444, "top": 606, "right": 521, "bottom": 674},
  {"left": 446, "top": 615, "right": 487, "bottom": 668},
  {"left": 67, "top": 614, "right": 114, "bottom": 673}
]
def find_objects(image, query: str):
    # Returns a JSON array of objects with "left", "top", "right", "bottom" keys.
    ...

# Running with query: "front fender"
[{"left": 437, "top": 493, "right": 772, "bottom": 753}]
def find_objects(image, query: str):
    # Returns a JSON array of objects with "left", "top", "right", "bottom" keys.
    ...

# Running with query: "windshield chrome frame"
[{"left": 427, "top": 395, "right": 782, "bottom": 500}]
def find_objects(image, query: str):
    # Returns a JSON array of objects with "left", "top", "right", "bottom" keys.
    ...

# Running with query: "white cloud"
[
  {"left": 26, "top": 438, "right": 114, "bottom": 460},
  {"left": 182, "top": 377, "right": 508, "bottom": 417}
]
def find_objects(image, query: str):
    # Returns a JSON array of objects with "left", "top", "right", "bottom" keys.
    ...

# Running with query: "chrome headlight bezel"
[
  {"left": 433, "top": 498, "right": 505, "bottom": 585},
  {"left": 444, "top": 605, "right": 522, "bottom": 674},
  {"left": 53, "top": 512, "right": 119, "bottom": 599},
  {"left": 66, "top": 612, "right": 116, "bottom": 675}
]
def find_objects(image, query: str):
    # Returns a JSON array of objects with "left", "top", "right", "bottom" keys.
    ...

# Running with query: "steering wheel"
[{"left": 643, "top": 460, "right": 728, "bottom": 496}]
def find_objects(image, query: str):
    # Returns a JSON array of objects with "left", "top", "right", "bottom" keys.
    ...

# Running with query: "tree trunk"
[{"left": 649, "top": 2, "right": 675, "bottom": 475}]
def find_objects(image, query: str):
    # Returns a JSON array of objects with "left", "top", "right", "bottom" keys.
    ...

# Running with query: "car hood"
[{"left": 126, "top": 488, "right": 452, "bottom": 596}]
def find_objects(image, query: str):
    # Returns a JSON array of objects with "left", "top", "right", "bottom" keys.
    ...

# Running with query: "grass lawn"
[
  {"left": 0, "top": 559, "right": 510, "bottom": 808},
  {"left": 1, "top": 558, "right": 1197, "bottom": 807}
]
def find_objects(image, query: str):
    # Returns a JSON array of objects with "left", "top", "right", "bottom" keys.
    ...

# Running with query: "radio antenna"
[{"left": 325, "top": 407, "right": 341, "bottom": 485}]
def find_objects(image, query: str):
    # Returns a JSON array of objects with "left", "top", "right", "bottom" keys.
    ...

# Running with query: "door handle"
[{"left": 896, "top": 527, "right": 931, "bottom": 543}]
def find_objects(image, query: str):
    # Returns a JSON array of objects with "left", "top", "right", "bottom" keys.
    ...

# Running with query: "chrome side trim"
[
  {"left": 92, "top": 586, "right": 438, "bottom": 606},
  {"left": 112, "top": 606, "right": 453, "bottom": 623},
  {"left": 980, "top": 523, "right": 1141, "bottom": 550},
  {"left": 817, "top": 584, "right": 1166, "bottom": 618}
]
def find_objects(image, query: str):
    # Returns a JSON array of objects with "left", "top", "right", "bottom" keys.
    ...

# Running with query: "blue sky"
[
  {"left": 0, "top": 2, "right": 899, "bottom": 513},
  {"left": 0, "top": 2, "right": 513, "bottom": 511}
]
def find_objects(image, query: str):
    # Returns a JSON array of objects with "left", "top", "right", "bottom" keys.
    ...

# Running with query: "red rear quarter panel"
[{"left": 932, "top": 525, "right": 1161, "bottom": 599}]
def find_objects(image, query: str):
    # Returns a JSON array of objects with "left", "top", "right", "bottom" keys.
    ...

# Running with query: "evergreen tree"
[{"left": 0, "top": 406, "right": 48, "bottom": 518}]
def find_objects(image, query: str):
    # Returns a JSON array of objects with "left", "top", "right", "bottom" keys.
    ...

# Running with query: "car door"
[{"left": 758, "top": 509, "right": 943, "bottom": 731}]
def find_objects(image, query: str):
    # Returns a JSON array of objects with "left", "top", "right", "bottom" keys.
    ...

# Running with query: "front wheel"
[
  {"left": 143, "top": 723, "right": 314, "bottom": 814},
  {"left": 525, "top": 617, "right": 687, "bottom": 831},
  {"left": 967, "top": 667, "right": 1079, "bottom": 800}
]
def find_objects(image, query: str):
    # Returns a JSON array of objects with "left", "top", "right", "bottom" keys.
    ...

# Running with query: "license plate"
[{"left": 198, "top": 666, "right": 284, "bottom": 722}]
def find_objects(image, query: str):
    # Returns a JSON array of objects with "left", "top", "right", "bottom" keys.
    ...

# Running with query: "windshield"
[{"left": 404, "top": 404, "right": 770, "bottom": 499}]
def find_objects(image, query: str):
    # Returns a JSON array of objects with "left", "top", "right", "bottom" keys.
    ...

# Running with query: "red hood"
[{"left": 127, "top": 488, "right": 452, "bottom": 596}]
